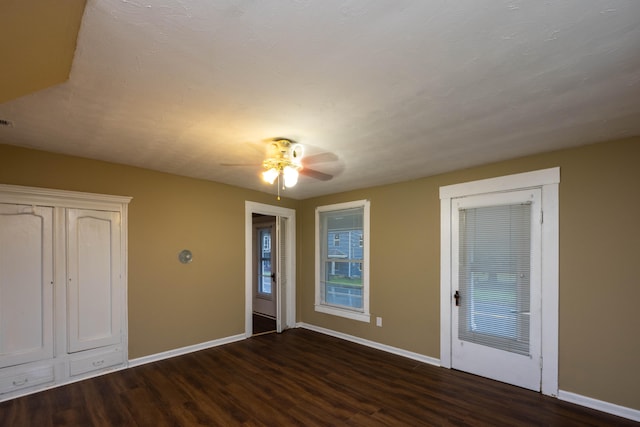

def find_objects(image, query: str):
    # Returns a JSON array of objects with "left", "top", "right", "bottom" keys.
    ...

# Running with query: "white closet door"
[
  {"left": 67, "top": 209, "right": 122, "bottom": 353},
  {"left": 0, "top": 204, "right": 54, "bottom": 368}
]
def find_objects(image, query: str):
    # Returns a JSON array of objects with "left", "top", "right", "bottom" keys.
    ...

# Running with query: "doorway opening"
[
  {"left": 252, "top": 214, "right": 277, "bottom": 335},
  {"left": 245, "top": 201, "right": 296, "bottom": 338}
]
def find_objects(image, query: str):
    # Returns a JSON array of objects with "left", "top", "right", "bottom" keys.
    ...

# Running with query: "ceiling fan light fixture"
[
  {"left": 283, "top": 165, "right": 299, "bottom": 188},
  {"left": 262, "top": 167, "right": 279, "bottom": 185}
]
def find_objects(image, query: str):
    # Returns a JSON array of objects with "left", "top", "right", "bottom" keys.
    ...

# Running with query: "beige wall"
[
  {"left": 298, "top": 137, "right": 640, "bottom": 410},
  {"left": 1, "top": 137, "right": 638, "bottom": 411},
  {"left": 0, "top": 0, "right": 86, "bottom": 103},
  {"left": 0, "top": 143, "right": 297, "bottom": 359}
]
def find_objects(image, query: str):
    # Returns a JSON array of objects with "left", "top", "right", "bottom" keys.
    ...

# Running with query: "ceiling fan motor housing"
[{"left": 264, "top": 139, "right": 303, "bottom": 171}]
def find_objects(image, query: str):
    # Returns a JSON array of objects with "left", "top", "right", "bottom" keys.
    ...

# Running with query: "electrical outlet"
[{"left": 376, "top": 317, "right": 382, "bottom": 327}]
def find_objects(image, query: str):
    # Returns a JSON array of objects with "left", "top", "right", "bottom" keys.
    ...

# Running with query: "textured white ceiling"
[{"left": 1, "top": 0, "right": 639, "bottom": 199}]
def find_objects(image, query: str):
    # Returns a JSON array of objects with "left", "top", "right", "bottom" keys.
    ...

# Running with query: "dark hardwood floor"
[
  {"left": 0, "top": 329, "right": 636, "bottom": 426},
  {"left": 252, "top": 313, "right": 276, "bottom": 335}
]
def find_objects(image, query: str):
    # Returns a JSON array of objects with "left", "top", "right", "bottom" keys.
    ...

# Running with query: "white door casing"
[
  {"left": 276, "top": 215, "right": 288, "bottom": 333},
  {"left": 245, "top": 201, "right": 296, "bottom": 338},
  {"left": 440, "top": 167, "right": 560, "bottom": 396}
]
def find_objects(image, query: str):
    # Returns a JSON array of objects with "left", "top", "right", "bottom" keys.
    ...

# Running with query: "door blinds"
[{"left": 458, "top": 203, "right": 532, "bottom": 356}]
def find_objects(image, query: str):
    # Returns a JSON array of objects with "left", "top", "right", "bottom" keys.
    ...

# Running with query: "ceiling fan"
[{"left": 222, "top": 137, "right": 337, "bottom": 198}]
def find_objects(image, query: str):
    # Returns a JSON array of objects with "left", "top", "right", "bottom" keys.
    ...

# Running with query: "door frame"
[
  {"left": 439, "top": 167, "right": 559, "bottom": 396},
  {"left": 245, "top": 201, "right": 296, "bottom": 337}
]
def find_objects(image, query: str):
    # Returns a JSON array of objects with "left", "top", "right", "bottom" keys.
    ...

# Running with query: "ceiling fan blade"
[
  {"left": 301, "top": 167, "right": 333, "bottom": 181},
  {"left": 303, "top": 152, "right": 339, "bottom": 165},
  {"left": 220, "top": 163, "right": 261, "bottom": 167}
]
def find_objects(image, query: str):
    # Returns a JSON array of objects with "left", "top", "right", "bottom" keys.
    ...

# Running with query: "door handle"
[{"left": 454, "top": 290, "right": 461, "bottom": 307}]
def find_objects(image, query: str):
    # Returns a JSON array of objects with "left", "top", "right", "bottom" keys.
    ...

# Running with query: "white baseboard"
[
  {"left": 296, "top": 322, "right": 440, "bottom": 367},
  {"left": 558, "top": 390, "right": 640, "bottom": 422},
  {"left": 128, "top": 333, "right": 246, "bottom": 368}
]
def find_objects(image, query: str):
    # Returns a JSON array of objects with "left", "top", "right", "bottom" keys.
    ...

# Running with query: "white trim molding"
[
  {"left": 558, "top": 390, "right": 640, "bottom": 423},
  {"left": 0, "top": 183, "right": 132, "bottom": 210},
  {"left": 439, "top": 167, "right": 560, "bottom": 199},
  {"left": 297, "top": 322, "right": 440, "bottom": 367},
  {"left": 128, "top": 334, "right": 245, "bottom": 368},
  {"left": 440, "top": 167, "right": 560, "bottom": 397}
]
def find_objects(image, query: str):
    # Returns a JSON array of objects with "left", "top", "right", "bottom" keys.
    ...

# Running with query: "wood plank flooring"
[
  {"left": 0, "top": 329, "right": 636, "bottom": 426},
  {"left": 252, "top": 313, "right": 276, "bottom": 335}
]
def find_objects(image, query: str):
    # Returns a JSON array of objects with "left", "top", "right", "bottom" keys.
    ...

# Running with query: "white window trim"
[
  {"left": 315, "top": 199, "right": 370, "bottom": 323},
  {"left": 440, "top": 167, "right": 559, "bottom": 397}
]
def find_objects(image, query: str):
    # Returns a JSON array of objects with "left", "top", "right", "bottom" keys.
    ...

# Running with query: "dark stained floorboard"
[
  {"left": 0, "top": 328, "right": 636, "bottom": 426},
  {"left": 252, "top": 313, "right": 276, "bottom": 335}
]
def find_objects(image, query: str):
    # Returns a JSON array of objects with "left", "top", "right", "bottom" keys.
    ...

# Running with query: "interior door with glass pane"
[
  {"left": 254, "top": 223, "right": 276, "bottom": 318},
  {"left": 452, "top": 189, "right": 542, "bottom": 391}
]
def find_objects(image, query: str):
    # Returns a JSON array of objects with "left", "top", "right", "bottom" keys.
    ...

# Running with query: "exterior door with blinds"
[{"left": 452, "top": 189, "right": 542, "bottom": 391}]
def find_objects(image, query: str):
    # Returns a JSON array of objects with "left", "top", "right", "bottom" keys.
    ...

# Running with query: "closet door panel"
[
  {"left": 67, "top": 209, "right": 121, "bottom": 353},
  {"left": 0, "top": 204, "right": 54, "bottom": 368}
]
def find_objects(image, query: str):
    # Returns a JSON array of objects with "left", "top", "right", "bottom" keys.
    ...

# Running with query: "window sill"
[{"left": 315, "top": 304, "right": 370, "bottom": 323}]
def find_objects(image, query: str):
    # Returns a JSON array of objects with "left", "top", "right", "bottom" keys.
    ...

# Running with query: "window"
[
  {"left": 258, "top": 227, "right": 272, "bottom": 296},
  {"left": 262, "top": 233, "right": 271, "bottom": 252},
  {"left": 315, "top": 200, "right": 370, "bottom": 322}
]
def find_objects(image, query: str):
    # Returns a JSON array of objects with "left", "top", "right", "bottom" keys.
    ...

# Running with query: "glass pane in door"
[{"left": 258, "top": 228, "right": 272, "bottom": 295}]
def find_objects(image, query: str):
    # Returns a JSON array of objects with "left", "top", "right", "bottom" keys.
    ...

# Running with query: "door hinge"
[{"left": 540, "top": 210, "right": 544, "bottom": 224}]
